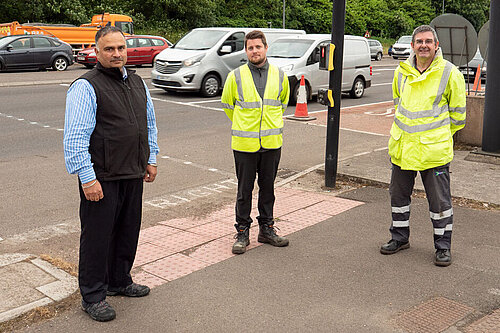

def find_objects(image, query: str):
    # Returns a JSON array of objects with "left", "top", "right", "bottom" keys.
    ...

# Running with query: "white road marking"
[
  {"left": 189, "top": 99, "right": 221, "bottom": 104},
  {"left": 60, "top": 84, "right": 70, "bottom": 87},
  {"left": 0, "top": 236, "right": 3, "bottom": 242},
  {"left": 151, "top": 96, "right": 223, "bottom": 112},
  {"left": 0, "top": 113, "right": 62, "bottom": 132}
]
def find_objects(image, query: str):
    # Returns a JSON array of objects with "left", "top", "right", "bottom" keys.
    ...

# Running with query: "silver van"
[
  {"left": 151, "top": 27, "right": 305, "bottom": 97},
  {"left": 267, "top": 34, "right": 372, "bottom": 103}
]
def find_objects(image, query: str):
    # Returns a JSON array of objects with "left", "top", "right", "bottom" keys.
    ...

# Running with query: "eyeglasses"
[{"left": 414, "top": 39, "right": 435, "bottom": 46}]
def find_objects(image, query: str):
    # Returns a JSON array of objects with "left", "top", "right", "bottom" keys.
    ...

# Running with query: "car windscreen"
[
  {"left": 267, "top": 40, "right": 314, "bottom": 58},
  {"left": 0, "top": 36, "right": 20, "bottom": 48},
  {"left": 174, "top": 30, "right": 227, "bottom": 50},
  {"left": 397, "top": 36, "right": 412, "bottom": 44}
]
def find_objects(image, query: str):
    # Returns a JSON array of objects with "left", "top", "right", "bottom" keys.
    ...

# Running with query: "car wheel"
[
  {"left": 349, "top": 77, "right": 365, "bottom": 99},
  {"left": 290, "top": 81, "right": 310, "bottom": 105},
  {"left": 200, "top": 74, "right": 220, "bottom": 97},
  {"left": 84, "top": 64, "right": 95, "bottom": 69},
  {"left": 376, "top": 52, "right": 382, "bottom": 61},
  {"left": 53, "top": 57, "right": 69, "bottom": 71}
]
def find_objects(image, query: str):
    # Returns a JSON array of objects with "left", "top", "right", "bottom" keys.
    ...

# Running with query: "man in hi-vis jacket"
[
  {"left": 221, "top": 30, "right": 290, "bottom": 255},
  {"left": 380, "top": 25, "right": 466, "bottom": 266}
]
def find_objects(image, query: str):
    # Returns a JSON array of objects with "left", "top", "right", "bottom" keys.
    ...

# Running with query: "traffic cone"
[
  {"left": 287, "top": 75, "right": 316, "bottom": 121},
  {"left": 472, "top": 64, "right": 482, "bottom": 95}
]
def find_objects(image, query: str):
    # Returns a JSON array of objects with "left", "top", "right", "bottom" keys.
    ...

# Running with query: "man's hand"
[
  {"left": 82, "top": 179, "right": 104, "bottom": 202},
  {"left": 144, "top": 164, "right": 157, "bottom": 182}
]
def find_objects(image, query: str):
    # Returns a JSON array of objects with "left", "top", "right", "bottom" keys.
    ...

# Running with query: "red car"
[{"left": 76, "top": 35, "right": 171, "bottom": 68}]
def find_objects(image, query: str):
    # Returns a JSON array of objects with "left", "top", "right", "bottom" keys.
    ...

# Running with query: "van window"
[
  {"left": 221, "top": 32, "right": 245, "bottom": 53},
  {"left": 175, "top": 30, "right": 227, "bottom": 50},
  {"left": 268, "top": 39, "right": 314, "bottom": 58},
  {"left": 345, "top": 40, "right": 368, "bottom": 56}
]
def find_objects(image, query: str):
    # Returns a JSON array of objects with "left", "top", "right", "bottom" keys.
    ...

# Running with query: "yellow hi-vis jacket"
[
  {"left": 221, "top": 63, "right": 290, "bottom": 152},
  {"left": 389, "top": 48, "right": 466, "bottom": 171}
]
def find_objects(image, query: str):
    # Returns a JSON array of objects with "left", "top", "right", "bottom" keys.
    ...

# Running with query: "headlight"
[
  {"left": 183, "top": 54, "right": 205, "bottom": 67},
  {"left": 89, "top": 52, "right": 96, "bottom": 57},
  {"left": 280, "top": 64, "right": 294, "bottom": 72}
]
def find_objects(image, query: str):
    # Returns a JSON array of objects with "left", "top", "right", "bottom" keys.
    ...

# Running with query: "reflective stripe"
[
  {"left": 263, "top": 99, "right": 282, "bottom": 107},
  {"left": 449, "top": 106, "right": 466, "bottom": 114},
  {"left": 282, "top": 103, "right": 287, "bottom": 109},
  {"left": 261, "top": 128, "right": 283, "bottom": 136},
  {"left": 398, "top": 104, "right": 448, "bottom": 120},
  {"left": 236, "top": 100, "right": 261, "bottom": 109},
  {"left": 231, "top": 130, "right": 259, "bottom": 138},
  {"left": 393, "top": 98, "right": 399, "bottom": 106},
  {"left": 392, "top": 220, "right": 410, "bottom": 227},
  {"left": 434, "top": 224, "right": 453, "bottom": 235},
  {"left": 430, "top": 208, "right": 453, "bottom": 220},
  {"left": 278, "top": 69, "right": 284, "bottom": 99},
  {"left": 397, "top": 72, "right": 403, "bottom": 95},
  {"left": 234, "top": 67, "right": 244, "bottom": 101},
  {"left": 394, "top": 116, "right": 450, "bottom": 133},
  {"left": 392, "top": 205, "right": 410, "bottom": 214},
  {"left": 451, "top": 118, "right": 466, "bottom": 126},
  {"left": 221, "top": 103, "right": 234, "bottom": 110},
  {"left": 432, "top": 62, "right": 453, "bottom": 108}
]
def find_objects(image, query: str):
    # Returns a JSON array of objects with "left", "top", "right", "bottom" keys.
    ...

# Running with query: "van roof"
[
  {"left": 272, "top": 34, "right": 368, "bottom": 42},
  {"left": 191, "top": 27, "right": 305, "bottom": 34}
]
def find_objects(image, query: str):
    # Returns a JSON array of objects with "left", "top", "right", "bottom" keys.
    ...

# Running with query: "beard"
[{"left": 249, "top": 56, "right": 266, "bottom": 66}]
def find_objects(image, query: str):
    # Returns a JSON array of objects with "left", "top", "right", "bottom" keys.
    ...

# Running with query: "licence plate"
[{"left": 77, "top": 56, "right": 85, "bottom": 61}]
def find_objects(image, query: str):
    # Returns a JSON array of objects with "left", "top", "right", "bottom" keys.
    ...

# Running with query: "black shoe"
[
  {"left": 434, "top": 249, "right": 452, "bottom": 267},
  {"left": 380, "top": 239, "right": 410, "bottom": 255},
  {"left": 81, "top": 299, "right": 116, "bottom": 322},
  {"left": 258, "top": 223, "right": 289, "bottom": 247},
  {"left": 232, "top": 224, "right": 250, "bottom": 254},
  {"left": 107, "top": 283, "right": 150, "bottom": 297}
]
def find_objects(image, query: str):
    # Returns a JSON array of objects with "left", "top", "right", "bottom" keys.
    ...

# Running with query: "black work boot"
[
  {"left": 258, "top": 223, "right": 289, "bottom": 247},
  {"left": 434, "top": 249, "right": 452, "bottom": 267},
  {"left": 232, "top": 224, "right": 250, "bottom": 254},
  {"left": 81, "top": 299, "right": 116, "bottom": 322},
  {"left": 380, "top": 239, "right": 410, "bottom": 255}
]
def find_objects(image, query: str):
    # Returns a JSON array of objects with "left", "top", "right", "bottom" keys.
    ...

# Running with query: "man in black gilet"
[{"left": 63, "top": 26, "right": 159, "bottom": 322}]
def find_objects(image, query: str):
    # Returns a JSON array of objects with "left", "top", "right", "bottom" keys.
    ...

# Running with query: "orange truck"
[{"left": 0, "top": 13, "right": 133, "bottom": 50}]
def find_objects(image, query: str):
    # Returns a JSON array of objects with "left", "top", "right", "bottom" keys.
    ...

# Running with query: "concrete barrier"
[{"left": 455, "top": 95, "right": 484, "bottom": 147}]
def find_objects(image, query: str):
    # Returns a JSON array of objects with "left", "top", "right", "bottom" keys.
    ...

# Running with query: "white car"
[{"left": 392, "top": 35, "right": 412, "bottom": 59}]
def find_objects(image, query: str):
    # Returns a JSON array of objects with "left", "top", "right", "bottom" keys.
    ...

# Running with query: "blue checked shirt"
[{"left": 64, "top": 68, "right": 159, "bottom": 184}]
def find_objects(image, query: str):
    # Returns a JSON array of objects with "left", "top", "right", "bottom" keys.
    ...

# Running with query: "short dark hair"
[
  {"left": 95, "top": 26, "right": 125, "bottom": 47},
  {"left": 412, "top": 25, "right": 439, "bottom": 44},
  {"left": 245, "top": 30, "right": 267, "bottom": 49}
]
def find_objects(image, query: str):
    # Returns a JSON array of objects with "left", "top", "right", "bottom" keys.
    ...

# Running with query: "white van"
[
  {"left": 267, "top": 34, "right": 372, "bottom": 103},
  {"left": 151, "top": 27, "right": 305, "bottom": 97}
]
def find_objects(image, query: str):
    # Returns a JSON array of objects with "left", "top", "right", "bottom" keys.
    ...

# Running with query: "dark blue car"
[{"left": 0, "top": 35, "right": 74, "bottom": 71}]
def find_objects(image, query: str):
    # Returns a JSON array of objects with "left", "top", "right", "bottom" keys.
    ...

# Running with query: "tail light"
[{"left": 370, "top": 66, "right": 373, "bottom": 76}]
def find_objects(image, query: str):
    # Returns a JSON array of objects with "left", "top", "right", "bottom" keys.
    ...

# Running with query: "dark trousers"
[
  {"left": 78, "top": 178, "right": 143, "bottom": 303},
  {"left": 389, "top": 163, "right": 453, "bottom": 249},
  {"left": 234, "top": 149, "right": 281, "bottom": 227}
]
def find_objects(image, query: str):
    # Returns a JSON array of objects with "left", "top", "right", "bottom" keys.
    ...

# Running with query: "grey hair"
[
  {"left": 95, "top": 26, "right": 125, "bottom": 49},
  {"left": 412, "top": 25, "right": 439, "bottom": 44}
]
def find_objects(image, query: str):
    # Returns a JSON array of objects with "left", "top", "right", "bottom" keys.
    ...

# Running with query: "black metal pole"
[
  {"left": 325, "top": 0, "right": 346, "bottom": 188},
  {"left": 482, "top": 0, "right": 500, "bottom": 153}
]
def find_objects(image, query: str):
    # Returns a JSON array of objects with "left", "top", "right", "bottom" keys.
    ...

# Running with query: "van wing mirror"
[
  {"left": 6, "top": 45, "right": 13, "bottom": 51},
  {"left": 220, "top": 45, "right": 232, "bottom": 54}
]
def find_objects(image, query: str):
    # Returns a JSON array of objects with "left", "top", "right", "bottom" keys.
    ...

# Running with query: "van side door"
[{"left": 218, "top": 32, "right": 246, "bottom": 81}]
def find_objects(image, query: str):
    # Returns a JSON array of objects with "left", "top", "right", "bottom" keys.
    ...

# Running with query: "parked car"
[
  {"left": 0, "top": 34, "right": 73, "bottom": 71},
  {"left": 76, "top": 35, "right": 171, "bottom": 68},
  {"left": 392, "top": 35, "right": 412, "bottom": 59},
  {"left": 267, "top": 34, "right": 372, "bottom": 103},
  {"left": 151, "top": 27, "right": 305, "bottom": 97},
  {"left": 459, "top": 48, "right": 487, "bottom": 82},
  {"left": 368, "top": 39, "right": 383, "bottom": 61}
]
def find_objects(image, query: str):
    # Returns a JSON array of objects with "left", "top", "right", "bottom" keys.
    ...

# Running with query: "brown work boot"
[
  {"left": 232, "top": 224, "right": 250, "bottom": 254},
  {"left": 258, "top": 223, "right": 289, "bottom": 247}
]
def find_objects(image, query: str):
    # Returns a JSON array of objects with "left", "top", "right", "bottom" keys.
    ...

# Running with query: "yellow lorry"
[{"left": 0, "top": 13, "right": 133, "bottom": 50}]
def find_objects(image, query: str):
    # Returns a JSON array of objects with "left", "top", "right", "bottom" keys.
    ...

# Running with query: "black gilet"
[{"left": 78, "top": 62, "right": 150, "bottom": 181}]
